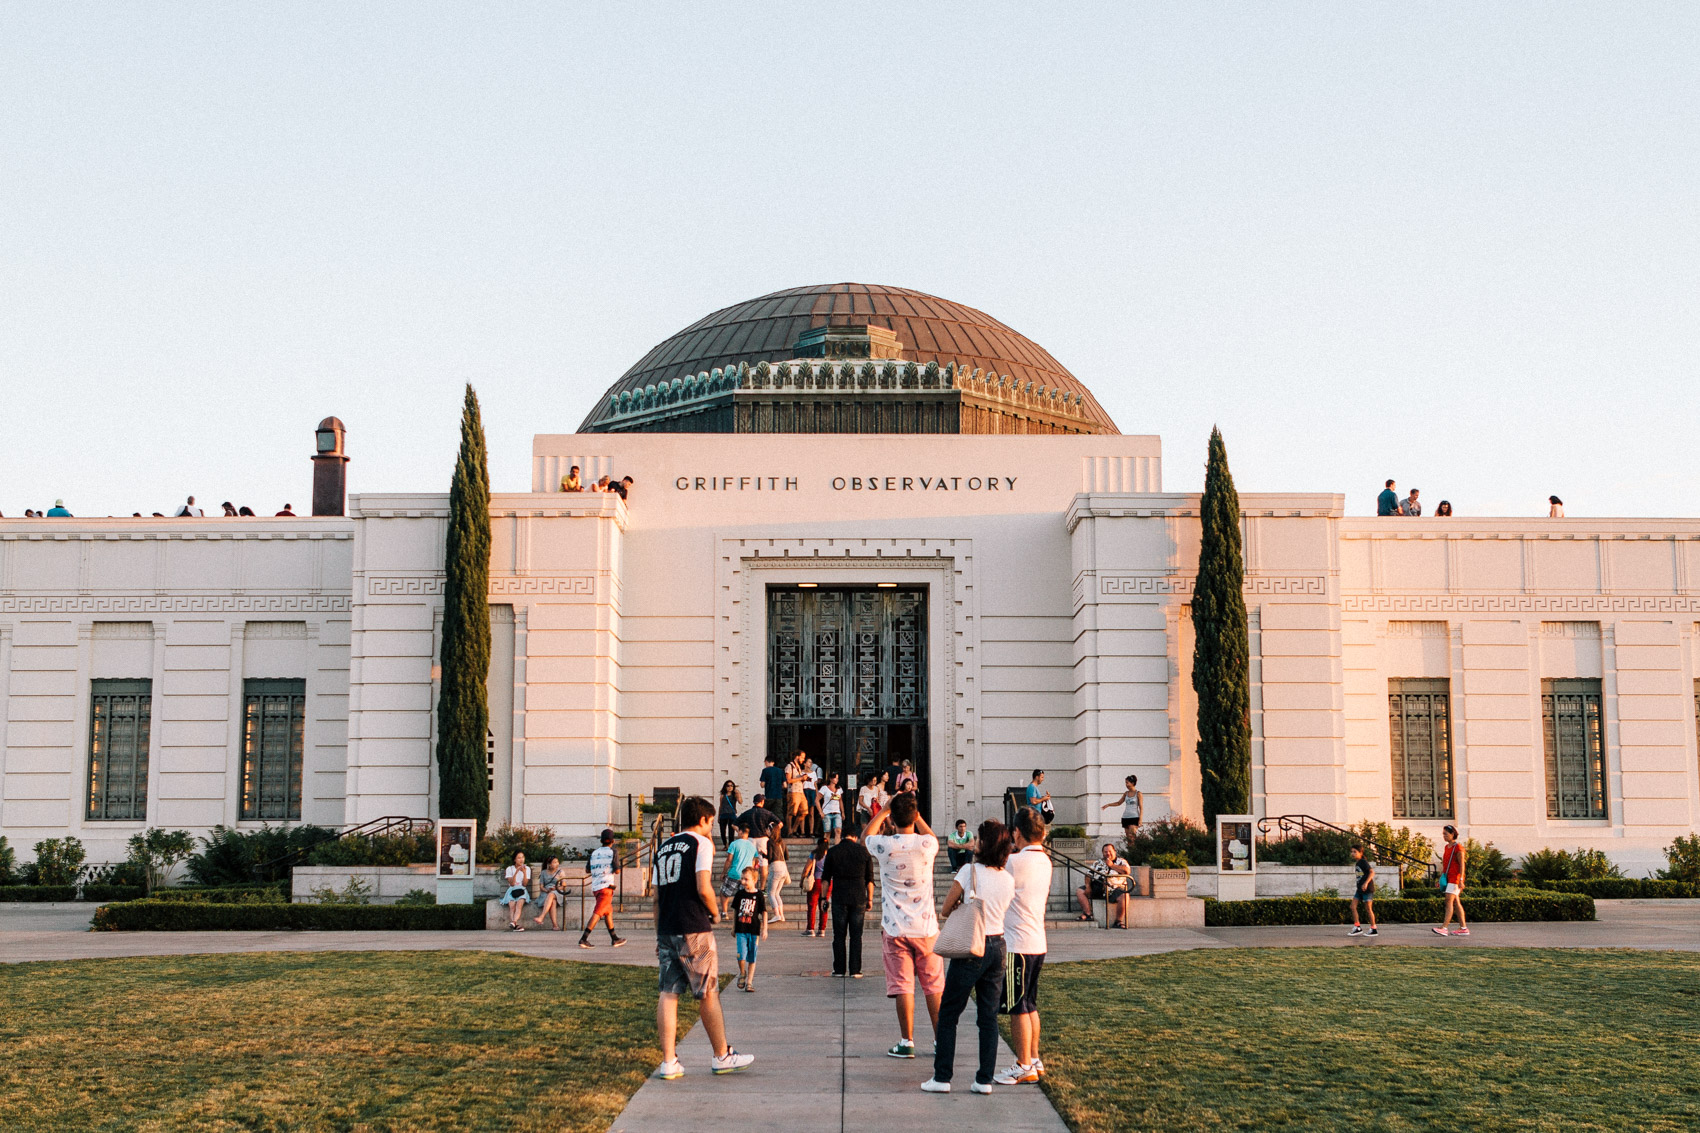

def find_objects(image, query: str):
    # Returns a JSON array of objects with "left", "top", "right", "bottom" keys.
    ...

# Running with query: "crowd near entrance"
[{"left": 766, "top": 586, "right": 930, "bottom": 816}]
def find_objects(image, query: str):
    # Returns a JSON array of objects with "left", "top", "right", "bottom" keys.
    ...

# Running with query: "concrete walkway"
[
  {"left": 5, "top": 900, "right": 1695, "bottom": 965},
  {"left": 607, "top": 929, "right": 1068, "bottom": 1133}
]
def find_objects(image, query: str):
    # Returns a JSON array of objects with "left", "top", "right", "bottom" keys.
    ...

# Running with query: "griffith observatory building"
[{"left": 3, "top": 283, "right": 1697, "bottom": 873}]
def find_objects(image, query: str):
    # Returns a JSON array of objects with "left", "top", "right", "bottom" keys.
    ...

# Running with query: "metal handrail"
[
  {"left": 1256, "top": 814, "right": 1438, "bottom": 883},
  {"left": 1044, "top": 843, "right": 1132, "bottom": 930},
  {"left": 252, "top": 815, "right": 434, "bottom": 879}
]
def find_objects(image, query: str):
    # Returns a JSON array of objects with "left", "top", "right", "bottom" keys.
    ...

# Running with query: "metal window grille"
[
  {"left": 241, "top": 678, "right": 305, "bottom": 821},
  {"left": 1388, "top": 678, "right": 1453, "bottom": 819},
  {"left": 767, "top": 587, "right": 926, "bottom": 721},
  {"left": 1542, "top": 678, "right": 1607, "bottom": 819},
  {"left": 87, "top": 678, "right": 152, "bottom": 821}
]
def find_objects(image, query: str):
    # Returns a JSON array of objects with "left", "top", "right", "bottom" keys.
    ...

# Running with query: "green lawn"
[
  {"left": 0, "top": 951, "right": 682, "bottom": 1132},
  {"left": 1036, "top": 948, "right": 1700, "bottom": 1133}
]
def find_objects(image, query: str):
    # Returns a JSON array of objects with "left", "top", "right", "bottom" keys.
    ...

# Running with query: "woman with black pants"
[
  {"left": 923, "top": 819, "right": 1017, "bottom": 1095},
  {"left": 717, "top": 780, "right": 742, "bottom": 847}
]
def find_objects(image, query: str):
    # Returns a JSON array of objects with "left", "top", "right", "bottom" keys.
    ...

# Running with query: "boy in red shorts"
[{"left": 579, "top": 827, "right": 627, "bottom": 949}]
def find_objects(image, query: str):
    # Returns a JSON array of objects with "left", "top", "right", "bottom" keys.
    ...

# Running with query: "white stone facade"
[{"left": 3, "top": 433, "right": 1697, "bottom": 873}]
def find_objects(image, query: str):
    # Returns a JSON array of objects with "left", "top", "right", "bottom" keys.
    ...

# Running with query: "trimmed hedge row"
[
  {"left": 91, "top": 899, "right": 487, "bottom": 932},
  {"left": 1204, "top": 892, "right": 1595, "bottom": 927},
  {"left": 149, "top": 884, "right": 290, "bottom": 904},
  {"left": 1529, "top": 878, "right": 1698, "bottom": 900},
  {"left": 0, "top": 884, "right": 145, "bottom": 903}
]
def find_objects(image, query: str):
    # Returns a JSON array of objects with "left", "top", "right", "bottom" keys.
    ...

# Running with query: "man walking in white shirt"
[
  {"left": 863, "top": 793, "right": 943, "bottom": 1060},
  {"left": 995, "top": 806, "right": 1052, "bottom": 1084}
]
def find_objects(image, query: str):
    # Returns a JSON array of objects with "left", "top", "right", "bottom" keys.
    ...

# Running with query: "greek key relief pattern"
[
  {"left": 488, "top": 575, "right": 596, "bottom": 596},
  {"left": 1095, "top": 574, "right": 1328, "bottom": 598},
  {"left": 0, "top": 593, "right": 350, "bottom": 614},
  {"left": 1343, "top": 594, "right": 1700, "bottom": 614},
  {"left": 365, "top": 576, "right": 444, "bottom": 597}
]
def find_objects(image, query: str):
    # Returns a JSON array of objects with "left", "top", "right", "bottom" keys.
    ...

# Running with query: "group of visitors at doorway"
[
  {"left": 1378, "top": 478, "right": 1567, "bottom": 518},
  {"left": 718, "top": 750, "right": 922, "bottom": 847},
  {"left": 648, "top": 789, "right": 1059, "bottom": 1092}
]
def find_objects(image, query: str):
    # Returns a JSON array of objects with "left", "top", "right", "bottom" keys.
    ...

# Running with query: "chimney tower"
[{"left": 311, "top": 417, "right": 348, "bottom": 516}]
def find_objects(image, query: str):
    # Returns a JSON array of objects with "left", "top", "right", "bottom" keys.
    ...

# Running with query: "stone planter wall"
[
  {"left": 1183, "top": 864, "right": 1401, "bottom": 900},
  {"left": 291, "top": 864, "right": 505, "bottom": 904}
]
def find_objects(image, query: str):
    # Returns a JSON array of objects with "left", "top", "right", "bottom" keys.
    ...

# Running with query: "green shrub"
[
  {"left": 310, "top": 877, "right": 374, "bottom": 906},
  {"left": 478, "top": 823, "right": 567, "bottom": 868},
  {"left": 0, "top": 884, "right": 142, "bottom": 902},
  {"left": 91, "top": 900, "right": 487, "bottom": 932},
  {"left": 1464, "top": 839, "right": 1516, "bottom": 884},
  {"left": 303, "top": 831, "right": 436, "bottom": 868},
  {"left": 1049, "top": 825, "right": 1086, "bottom": 840},
  {"left": 1125, "top": 817, "right": 1213, "bottom": 866},
  {"left": 1518, "top": 846, "right": 1624, "bottom": 882},
  {"left": 85, "top": 860, "right": 148, "bottom": 889},
  {"left": 149, "top": 884, "right": 289, "bottom": 904},
  {"left": 1518, "top": 847, "right": 1570, "bottom": 882},
  {"left": 1203, "top": 890, "right": 1594, "bottom": 927},
  {"left": 32, "top": 837, "right": 87, "bottom": 886},
  {"left": 0, "top": 885, "right": 77, "bottom": 902},
  {"left": 126, "top": 828, "right": 197, "bottom": 894},
  {"left": 1257, "top": 827, "right": 1355, "bottom": 866},
  {"left": 1350, "top": 821, "right": 1436, "bottom": 884},
  {"left": 1149, "top": 851, "right": 1191, "bottom": 871},
  {"left": 187, "top": 824, "right": 338, "bottom": 886},
  {"left": 395, "top": 888, "right": 437, "bottom": 907},
  {"left": 1656, "top": 834, "right": 1700, "bottom": 884},
  {"left": 1527, "top": 878, "right": 1698, "bottom": 899},
  {"left": 0, "top": 835, "right": 15, "bottom": 885}
]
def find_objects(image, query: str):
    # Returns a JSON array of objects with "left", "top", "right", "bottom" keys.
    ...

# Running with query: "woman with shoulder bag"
[
  {"left": 923, "top": 819, "right": 1016, "bottom": 1095},
  {"left": 500, "top": 852, "right": 531, "bottom": 931}
]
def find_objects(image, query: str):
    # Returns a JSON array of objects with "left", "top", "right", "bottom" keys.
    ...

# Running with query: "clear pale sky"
[{"left": 2, "top": 5, "right": 1695, "bottom": 519}]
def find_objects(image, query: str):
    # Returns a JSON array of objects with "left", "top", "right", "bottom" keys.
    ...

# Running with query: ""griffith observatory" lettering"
[{"left": 672, "top": 475, "right": 1018, "bottom": 492}]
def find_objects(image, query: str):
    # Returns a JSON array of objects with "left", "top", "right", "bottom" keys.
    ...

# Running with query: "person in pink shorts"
[{"left": 864, "top": 793, "right": 943, "bottom": 1059}]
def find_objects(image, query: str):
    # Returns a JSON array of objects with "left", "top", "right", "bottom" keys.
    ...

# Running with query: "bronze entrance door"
[{"left": 766, "top": 586, "right": 929, "bottom": 819}]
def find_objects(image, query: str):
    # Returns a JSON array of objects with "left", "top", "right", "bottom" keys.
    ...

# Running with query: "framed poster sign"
[
  {"left": 437, "top": 819, "right": 477, "bottom": 877},
  {"left": 1215, "top": 815, "right": 1256, "bottom": 901},
  {"left": 436, "top": 819, "right": 477, "bottom": 905}
]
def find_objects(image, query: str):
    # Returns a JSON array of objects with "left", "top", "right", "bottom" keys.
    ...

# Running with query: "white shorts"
[{"left": 1445, "top": 882, "right": 1460, "bottom": 896}]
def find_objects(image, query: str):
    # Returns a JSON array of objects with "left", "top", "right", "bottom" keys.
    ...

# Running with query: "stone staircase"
[{"left": 525, "top": 839, "right": 1106, "bottom": 933}]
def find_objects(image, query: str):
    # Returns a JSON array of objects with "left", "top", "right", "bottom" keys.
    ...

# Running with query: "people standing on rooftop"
[
  {"left": 275, "top": 503, "right": 297, "bottom": 516},
  {"left": 1435, "top": 500, "right": 1453, "bottom": 517},
  {"left": 561, "top": 465, "right": 582, "bottom": 492},
  {"left": 174, "top": 496, "right": 204, "bottom": 517},
  {"left": 46, "top": 500, "right": 72, "bottom": 517},
  {"left": 1549, "top": 495, "right": 1565, "bottom": 518},
  {"left": 221, "top": 501, "right": 238, "bottom": 517},
  {"left": 1399, "top": 488, "right": 1422, "bottom": 516},
  {"left": 1377, "top": 480, "right": 1399, "bottom": 516}
]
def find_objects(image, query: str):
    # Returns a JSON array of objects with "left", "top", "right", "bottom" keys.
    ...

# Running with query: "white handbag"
[{"left": 933, "top": 864, "right": 985, "bottom": 959}]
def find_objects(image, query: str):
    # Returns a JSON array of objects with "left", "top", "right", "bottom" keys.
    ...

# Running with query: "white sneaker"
[
  {"left": 994, "top": 1063, "right": 1040, "bottom": 1085},
  {"left": 1347, "top": 926, "right": 1364, "bottom": 936},
  {"left": 921, "top": 1079, "right": 951, "bottom": 1093},
  {"left": 970, "top": 1081, "right": 993, "bottom": 1095},
  {"left": 711, "top": 1049, "right": 755, "bottom": 1075},
  {"left": 654, "top": 1059, "right": 684, "bottom": 1080}
]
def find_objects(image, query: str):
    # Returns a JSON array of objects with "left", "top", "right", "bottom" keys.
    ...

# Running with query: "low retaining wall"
[
  {"left": 1185, "top": 864, "right": 1402, "bottom": 899},
  {"left": 291, "top": 864, "right": 504, "bottom": 904}
]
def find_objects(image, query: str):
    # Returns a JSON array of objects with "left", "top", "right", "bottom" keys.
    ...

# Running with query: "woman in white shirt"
[
  {"left": 820, "top": 772, "right": 845, "bottom": 843},
  {"left": 923, "top": 819, "right": 1016, "bottom": 1095},
  {"left": 501, "top": 852, "right": 532, "bottom": 931}
]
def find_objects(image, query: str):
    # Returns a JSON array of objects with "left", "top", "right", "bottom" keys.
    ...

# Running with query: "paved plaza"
[{"left": 4, "top": 901, "right": 1697, "bottom": 1132}]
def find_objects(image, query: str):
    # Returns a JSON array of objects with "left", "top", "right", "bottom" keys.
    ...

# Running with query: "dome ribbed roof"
[{"left": 578, "top": 282, "right": 1116, "bottom": 432}]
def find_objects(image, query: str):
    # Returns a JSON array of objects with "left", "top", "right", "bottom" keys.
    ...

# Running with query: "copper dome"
[{"left": 578, "top": 283, "right": 1117, "bottom": 433}]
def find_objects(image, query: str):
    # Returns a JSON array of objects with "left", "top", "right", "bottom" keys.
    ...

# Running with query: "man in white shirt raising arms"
[
  {"left": 995, "top": 805, "right": 1052, "bottom": 1085},
  {"left": 863, "top": 792, "right": 943, "bottom": 1060}
]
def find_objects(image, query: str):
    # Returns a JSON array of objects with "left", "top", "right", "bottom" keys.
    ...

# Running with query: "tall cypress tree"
[
  {"left": 1193, "top": 426, "right": 1252, "bottom": 826},
  {"left": 436, "top": 384, "right": 492, "bottom": 825}
]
